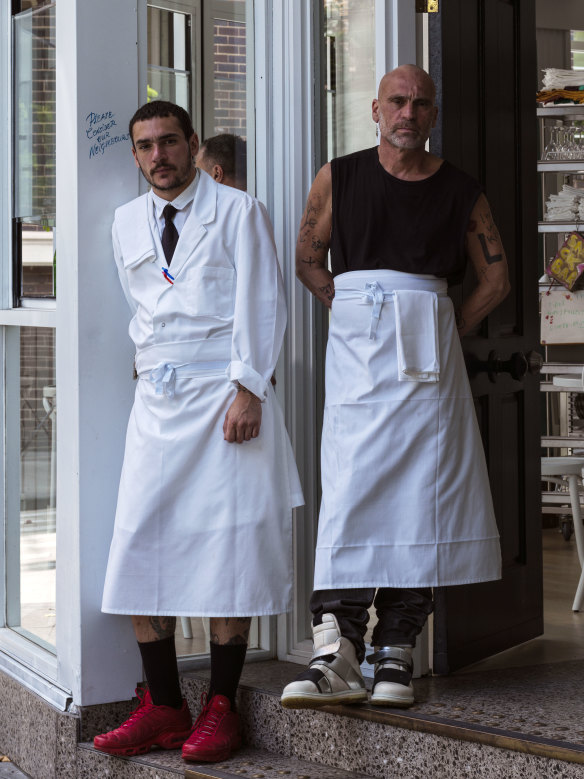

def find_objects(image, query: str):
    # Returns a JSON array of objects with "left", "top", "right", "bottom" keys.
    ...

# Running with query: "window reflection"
[
  {"left": 13, "top": 3, "right": 56, "bottom": 300},
  {"left": 19, "top": 327, "right": 56, "bottom": 648},
  {"left": 323, "top": 0, "right": 376, "bottom": 160}
]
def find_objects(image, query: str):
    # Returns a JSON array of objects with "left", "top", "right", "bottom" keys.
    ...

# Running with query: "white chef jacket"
[{"left": 102, "top": 170, "right": 303, "bottom": 617}]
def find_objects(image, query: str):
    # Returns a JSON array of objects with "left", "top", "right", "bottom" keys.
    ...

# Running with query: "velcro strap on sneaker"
[
  {"left": 366, "top": 646, "right": 413, "bottom": 671},
  {"left": 294, "top": 667, "right": 332, "bottom": 693},
  {"left": 311, "top": 638, "right": 341, "bottom": 661},
  {"left": 374, "top": 667, "right": 413, "bottom": 687}
]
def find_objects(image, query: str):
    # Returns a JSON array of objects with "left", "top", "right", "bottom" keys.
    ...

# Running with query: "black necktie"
[{"left": 161, "top": 204, "right": 179, "bottom": 266}]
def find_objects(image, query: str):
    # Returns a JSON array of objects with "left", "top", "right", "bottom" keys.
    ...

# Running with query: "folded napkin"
[{"left": 393, "top": 289, "right": 440, "bottom": 382}]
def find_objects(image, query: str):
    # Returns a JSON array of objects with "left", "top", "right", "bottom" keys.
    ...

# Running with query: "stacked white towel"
[
  {"left": 542, "top": 69, "right": 584, "bottom": 90},
  {"left": 393, "top": 289, "right": 440, "bottom": 383},
  {"left": 544, "top": 184, "right": 583, "bottom": 222}
]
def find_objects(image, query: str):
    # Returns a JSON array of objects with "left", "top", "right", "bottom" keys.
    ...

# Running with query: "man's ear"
[
  {"left": 212, "top": 164, "right": 224, "bottom": 183},
  {"left": 131, "top": 146, "right": 140, "bottom": 169}
]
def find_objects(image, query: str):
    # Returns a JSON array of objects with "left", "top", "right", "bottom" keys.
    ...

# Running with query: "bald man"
[
  {"left": 281, "top": 65, "right": 508, "bottom": 709},
  {"left": 196, "top": 134, "right": 247, "bottom": 191}
]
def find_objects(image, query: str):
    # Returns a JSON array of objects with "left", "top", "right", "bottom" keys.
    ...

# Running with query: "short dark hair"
[
  {"left": 129, "top": 101, "right": 195, "bottom": 145},
  {"left": 200, "top": 134, "right": 247, "bottom": 182}
]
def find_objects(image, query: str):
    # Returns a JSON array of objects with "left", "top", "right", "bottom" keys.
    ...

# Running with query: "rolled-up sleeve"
[{"left": 227, "top": 199, "right": 286, "bottom": 401}]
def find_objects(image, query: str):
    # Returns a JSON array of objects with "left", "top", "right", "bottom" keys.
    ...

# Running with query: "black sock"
[
  {"left": 208, "top": 642, "right": 247, "bottom": 709},
  {"left": 138, "top": 635, "right": 183, "bottom": 709}
]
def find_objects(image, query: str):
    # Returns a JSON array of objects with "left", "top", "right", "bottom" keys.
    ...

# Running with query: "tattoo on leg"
[
  {"left": 149, "top": 616, "right": 176, "bottom": 640},
  {"left": 478, "top": 233, "right": 502, "bottom": 264},
  {"left": 223, "top": 632, "right": 249, "bottom": 646}
]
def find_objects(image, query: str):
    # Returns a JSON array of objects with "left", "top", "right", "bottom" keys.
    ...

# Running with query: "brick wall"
[{"left": 212, "top": 19, "right": 247, "bottom": 138}]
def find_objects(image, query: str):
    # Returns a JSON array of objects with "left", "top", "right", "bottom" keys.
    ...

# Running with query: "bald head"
[{"left": 378, "top": 65, "right": 436, "bottom": 104}]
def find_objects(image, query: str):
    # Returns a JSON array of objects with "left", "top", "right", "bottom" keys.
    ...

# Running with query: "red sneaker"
[
  {"left": 93, "top": 688, "right": 192, "bottom": 757},
  {"left": 182, "top": 693, "right": 242, "bottom": 763}
]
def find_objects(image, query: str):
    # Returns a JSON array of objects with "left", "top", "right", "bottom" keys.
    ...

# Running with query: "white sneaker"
[
  {"left": 368, "top": 646, "right": 414, "bottom": 708},
  {"left": 280, "top": 614, "right": 367, "bottom": 709}
]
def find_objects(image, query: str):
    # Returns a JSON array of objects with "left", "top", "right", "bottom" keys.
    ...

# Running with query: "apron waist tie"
[
  {"left": 147, "top": 361, "right": 229, "bottom": 398},
  {"left": 365, "top": 281, "right": 394, "bottom": 340}
]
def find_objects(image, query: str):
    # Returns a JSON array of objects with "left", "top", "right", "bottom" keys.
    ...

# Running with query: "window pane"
[
  {"left": 323, "top": 0, "right": 376, "bottom": 160},
  {"left": 147, "top": 7, "right": 191, "bottom": 112},
  {"left": 147, "top": 67, "right": 191, "bottom": 111},
  {"left": 13, "top": 4, "right": 56, "bottom": 300},
  {"left": 8, "top": 327, "right": 57, "bottom": 649}
]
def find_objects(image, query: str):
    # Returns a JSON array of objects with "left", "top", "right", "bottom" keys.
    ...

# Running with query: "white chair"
[{"left": 541, "top": 456, "right": 584, "bottom": 611}]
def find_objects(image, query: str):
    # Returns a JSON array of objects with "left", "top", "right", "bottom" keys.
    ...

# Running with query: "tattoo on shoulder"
[
  {"left": 477, "top": 233, "right": 503, "bottom": 265},
  {"left": 298, "top": 196, "right": 321, "bottom": 243},
  {"left": 311, "top": 236, "right": 326, "bottom": 252}
]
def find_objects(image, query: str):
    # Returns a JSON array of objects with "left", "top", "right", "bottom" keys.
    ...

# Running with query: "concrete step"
[
  {"left": 77, "top": 744, "right": 374, "bottom": 779},
  {"left": 77, "top": 659, "right": 584, "bottom": 779}
]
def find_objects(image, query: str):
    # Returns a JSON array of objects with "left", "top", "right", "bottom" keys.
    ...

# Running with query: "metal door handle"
[{"left": 487, "top": 350, "right": 543, "bottom": 382}]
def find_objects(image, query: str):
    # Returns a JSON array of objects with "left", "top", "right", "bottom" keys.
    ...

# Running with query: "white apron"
[
  {"left": 102, "top": 174, "right": 303, "bottom": 616},
  {"left": 314, "top": 270, "right": 501, "bottom": 590}
]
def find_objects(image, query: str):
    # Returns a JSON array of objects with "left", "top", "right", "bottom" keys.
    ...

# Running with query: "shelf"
[
  {"left": 537, "top": 105, "right": 584, "bottom": 117},
  {"left": 542, "top": 436, "right": 584, "bottom": 448},
  {"left": 538, "top": 221, "right": 584, "bottom": 232},
  {"left": 537, "top": 160, "right": 584, "bottom": 172}
]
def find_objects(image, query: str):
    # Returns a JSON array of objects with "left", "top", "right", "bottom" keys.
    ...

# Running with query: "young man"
[
  {"left": 95, "top": 101, "right": 302, "bottom": 763},
  {"left": 282, "top": 65, "right": 509, "bottom": 710}
]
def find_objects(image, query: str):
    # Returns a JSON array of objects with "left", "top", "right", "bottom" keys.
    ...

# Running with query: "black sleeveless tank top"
[{"left": 330, "top": 147, "right": 482, "bottom": 285}]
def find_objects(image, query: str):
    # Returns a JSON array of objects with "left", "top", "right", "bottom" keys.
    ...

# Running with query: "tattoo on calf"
[
  {"left": 149, "top": 616, "right": 176, "bottom": 640},
  {"left": 478, "top": 233, "right": 502, "bottom": 265}
]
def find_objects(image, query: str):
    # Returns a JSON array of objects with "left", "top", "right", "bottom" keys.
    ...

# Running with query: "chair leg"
[
  {"left": 181, "top": 617, "right": 193, "bottom": 639},
  {"left": 567, "top": 475, "right": 584, "bottom": 611},
  {"left": 568, "top": 475, "right": 584, "bottom": 567}
]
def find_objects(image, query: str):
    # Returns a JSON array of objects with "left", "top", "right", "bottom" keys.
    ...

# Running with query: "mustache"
[{"left": 151, "top": 164, "right": 177, "bottom": 172}]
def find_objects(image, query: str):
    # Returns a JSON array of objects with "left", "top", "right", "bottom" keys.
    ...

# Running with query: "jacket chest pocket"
[{"left": 183, "top": 266, "right": 236, "bottom": 318}]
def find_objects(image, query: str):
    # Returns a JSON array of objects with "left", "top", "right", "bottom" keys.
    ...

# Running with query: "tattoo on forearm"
[
  {"left": 478, "top": 233, "right": 502, "bottom": 265},
  {"left": 318, "top": 283, "right": 335, "bottom": 302},
  {"left": 149, "top": 616, "right": 176, "bottom": 640}
]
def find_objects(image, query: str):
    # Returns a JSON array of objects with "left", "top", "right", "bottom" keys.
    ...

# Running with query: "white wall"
[{"left": 56, "top": 0, "right": 143, "bottom": 706}]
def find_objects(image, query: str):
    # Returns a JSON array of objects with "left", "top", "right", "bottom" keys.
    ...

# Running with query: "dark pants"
[{"left": 310, "top": 588, "right": 434, "bottom": 664}]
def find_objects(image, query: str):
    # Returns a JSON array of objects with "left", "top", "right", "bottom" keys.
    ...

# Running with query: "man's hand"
[{"left": 223, "top": 387, "right": 262, "bottom": 443}]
